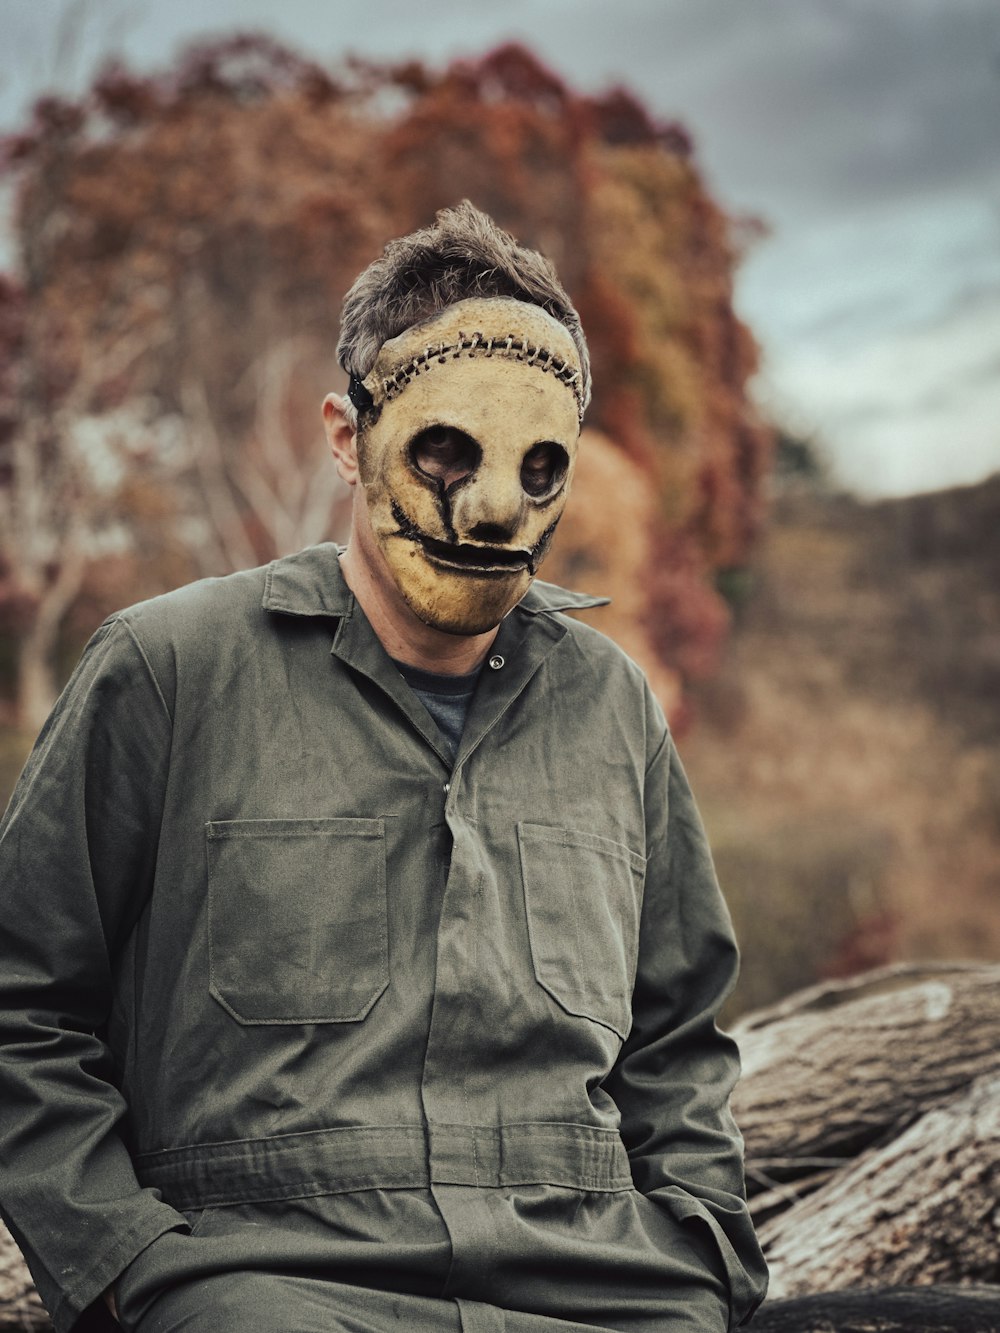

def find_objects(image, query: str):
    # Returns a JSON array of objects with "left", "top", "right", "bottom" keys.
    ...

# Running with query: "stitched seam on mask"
[{"left": 379, "top": 333, "right": 584, "bottom": 418}]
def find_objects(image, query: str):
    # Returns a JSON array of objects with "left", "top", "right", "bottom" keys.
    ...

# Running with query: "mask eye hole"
[
  {"left": 410, "top": 426, "right": 481, "bottom": 491},
  {"left": 521, "top": 442, "right": 569, "bottom": 500}
]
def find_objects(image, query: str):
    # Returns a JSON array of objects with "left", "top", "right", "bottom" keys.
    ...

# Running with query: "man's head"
[{"left": 326, "top": 202, "right": 590, "bottom": 636}]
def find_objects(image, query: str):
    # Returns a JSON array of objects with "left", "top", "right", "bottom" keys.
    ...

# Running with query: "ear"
[{"left": 323, "top": 393, "right": 359, "bottom": 486}]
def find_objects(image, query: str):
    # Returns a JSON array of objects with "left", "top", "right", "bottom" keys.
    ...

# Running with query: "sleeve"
[
  {"left": 603, "top": 717, "right": 768, "bottom": 1330},
  {"left": 0, "top": 616, "right": 190, "bottom": 1333}
]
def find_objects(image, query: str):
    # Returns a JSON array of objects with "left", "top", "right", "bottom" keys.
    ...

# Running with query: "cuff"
[
  {"left": 647, "top": 1186, "right": 768, "bottom": 1330},
  {"left": 51, "top": 1210, "right": 190, "bottom": 1333},
  {"left": 113, "top": 1226, "right": 207, "bottom": 1332}
]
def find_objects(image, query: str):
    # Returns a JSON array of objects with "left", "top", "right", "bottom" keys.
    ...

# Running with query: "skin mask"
[{"left": 354, "top": 298, "right": 585, "bottom": 635}]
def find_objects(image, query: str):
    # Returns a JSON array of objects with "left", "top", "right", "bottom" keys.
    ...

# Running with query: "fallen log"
[
  {"left": 0, "top": 1225, "right": 49, "bottom": 1329},
  {"left": 757, "top": 1073, "right": 1000, "bottom": 1297},
  {"left": 749, "top": 1284, "right": 1000, "bottom": 1333},
  {"left": 731, "top": 962, "right": 1000, "bottom": 1195}
]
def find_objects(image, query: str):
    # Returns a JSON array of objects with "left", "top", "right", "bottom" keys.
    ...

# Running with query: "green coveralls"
[{"left": 0, "top": 545, "right": 767, "bottom": 1332}]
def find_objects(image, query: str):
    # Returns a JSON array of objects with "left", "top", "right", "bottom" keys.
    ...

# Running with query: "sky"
[{"left": 3, "top": 0, "right": 1000, "bottom": 498}]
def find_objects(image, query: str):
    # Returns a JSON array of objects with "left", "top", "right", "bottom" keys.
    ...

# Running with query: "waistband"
[{"left": 135, "top": 1121, "right": 635, "bottom": 1209}]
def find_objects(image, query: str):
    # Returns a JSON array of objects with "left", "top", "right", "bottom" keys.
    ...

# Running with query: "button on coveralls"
[{"left": 0, "top": 545, "right": 767, "bottom": 1332}]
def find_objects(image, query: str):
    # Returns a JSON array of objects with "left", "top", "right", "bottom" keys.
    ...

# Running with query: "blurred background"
[{"left": 1, "top": 0, "right": 998, "bottom": 1016}]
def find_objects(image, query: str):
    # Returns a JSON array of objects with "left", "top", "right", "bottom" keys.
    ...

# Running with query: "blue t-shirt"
[{"left": 392, "top": 659, "right": 483, "bottom": 763}]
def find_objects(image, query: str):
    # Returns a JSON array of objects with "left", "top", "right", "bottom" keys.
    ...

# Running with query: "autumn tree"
[
  {"left": 0, "top": 35, "right": 770, "bottom": 726},
  {"left": 0, "top": 201, "right": 174, "bottom": 730}
]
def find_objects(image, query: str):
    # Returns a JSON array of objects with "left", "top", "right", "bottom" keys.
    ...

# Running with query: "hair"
[{"left": 337, "top": 201, "right": 591, "bottom": 423}]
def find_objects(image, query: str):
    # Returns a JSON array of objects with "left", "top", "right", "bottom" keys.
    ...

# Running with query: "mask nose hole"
[{"left": 468, "top": 519, "right": 517, "bottom": 544}]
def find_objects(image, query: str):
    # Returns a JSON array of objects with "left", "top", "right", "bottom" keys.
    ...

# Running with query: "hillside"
[{"left": 681, "top": 473, "right": 1000, "bottom": 1015}]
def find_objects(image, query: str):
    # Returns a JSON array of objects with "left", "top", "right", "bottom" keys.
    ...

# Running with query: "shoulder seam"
[
  {"left": 114, "top": 616, "right": 171, "bottom": 723},
  {"left": 645, "top": 722, "right": 671, "bottom": 779}
]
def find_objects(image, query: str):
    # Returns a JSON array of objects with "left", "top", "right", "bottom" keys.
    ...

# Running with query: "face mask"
[{"left": 352, "top": 298, "right": 584, "bottom": 635}]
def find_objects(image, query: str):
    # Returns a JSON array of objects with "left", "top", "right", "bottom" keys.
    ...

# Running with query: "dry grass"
[{"left": 681, "top": 481, "right": 1000, "bottom": 1015}]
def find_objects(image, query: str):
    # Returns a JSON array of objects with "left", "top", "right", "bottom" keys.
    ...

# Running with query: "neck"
[{"left": 338, "top": 540, "right": 498, "bottom": 676}]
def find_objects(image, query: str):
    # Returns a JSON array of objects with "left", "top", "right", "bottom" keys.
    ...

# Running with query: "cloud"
[
  {"left": 739, "top": 189, "right": 1000, "bottom": 344},
  {"left": 753, "top": 270, "right": 1000, "bottom": 496}
]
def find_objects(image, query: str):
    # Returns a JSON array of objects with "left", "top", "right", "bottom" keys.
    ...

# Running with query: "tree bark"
[
  {"left": 756, "top": 1074, "right": 1000, "bottom": 1298},
  {"left": 0, "top": 1225, "right": 49, "bottom": 1330},
  {"left": 749, "top": 1285, "right": 1000, "bottom": 1333},
  {"left": 731, "top": 963, "right": 1000, "bottom": 1192}
]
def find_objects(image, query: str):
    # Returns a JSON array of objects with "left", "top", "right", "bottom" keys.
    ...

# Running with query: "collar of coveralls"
[{"left": 261, "top": 543, "right": 610, "bottom": 621}]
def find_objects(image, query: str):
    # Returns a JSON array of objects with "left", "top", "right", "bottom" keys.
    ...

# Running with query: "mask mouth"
[
  {"left": 418, "top": 532, "right": 532, "bottom": 575},
  {"left": 391, "top": 500, "right": 532, "bottom": 575}
]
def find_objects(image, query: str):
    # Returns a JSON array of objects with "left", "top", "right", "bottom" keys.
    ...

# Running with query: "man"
[{"left": 0, "top": 203, "right": 767, "bottom": 1332}]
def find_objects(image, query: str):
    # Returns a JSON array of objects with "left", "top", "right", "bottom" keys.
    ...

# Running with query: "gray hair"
[{"left": 337, "top": 201, "right": 591, "bottom": 424}]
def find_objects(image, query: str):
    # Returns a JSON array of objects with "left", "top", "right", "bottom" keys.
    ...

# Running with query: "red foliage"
[
  {"left": 470, "top": 43, "right": 569, "bottom": 110},
  {"left": 644, "top": 531, "right": 732, "bottom": 685},
  {"left": 92, "top": 62, "right": 162, "bottom": 126},
  {"left": 583, "top": 87, "right": 692, "bottom": 154},
  {"left": 170, "top": 32, "right": 336, "bottom": 102},
  {"left": 0, "top": 33, "right": 773, "bottom": 712}
]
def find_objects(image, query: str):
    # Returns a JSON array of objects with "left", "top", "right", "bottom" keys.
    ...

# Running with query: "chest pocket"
[
  {"left": 517, "top": 823, "right": 646, "bottom": 1040},
  {"left": 206, "top": 817, "right": 389, "bottom": 1024}
]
